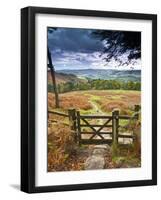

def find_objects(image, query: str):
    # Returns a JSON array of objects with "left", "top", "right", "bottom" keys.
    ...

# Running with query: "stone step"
[
  {"left": 84, "top": 155, "right": 105, "bottom": 170},
  {"left": 84, "top": 144, "right": 111, "bottom": 170}
]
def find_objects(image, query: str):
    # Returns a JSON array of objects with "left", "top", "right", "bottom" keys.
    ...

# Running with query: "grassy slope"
[
  {"left": 48, "top": 71, "right": 86, "bottom": 84},
  {"left": 48, "top": 89, "right": 141, "bottom": 171},
  {"left": 48, "top": 90, "right": 140, "bottom": 114},
  {"left": 48, "top": 89, "right": 140, "bottom": 129}
]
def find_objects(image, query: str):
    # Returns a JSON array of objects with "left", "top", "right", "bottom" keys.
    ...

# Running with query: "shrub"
[
  {"left": 48, "top": 123, "right": 77, "bottom": 171},
  {"left": 48, "top": 92, "right": 92, "bottom": 110},
  {"left": 101, "top": 101, "right": 128, "bottom": 113}
]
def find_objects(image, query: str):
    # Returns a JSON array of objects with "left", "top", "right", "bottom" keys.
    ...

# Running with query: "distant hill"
[
  {"left": 48, "top": 71, "right": 87, "bottom": 84},
  {"left": 56, "top": 69, "right": 141, "bottom": 82}
]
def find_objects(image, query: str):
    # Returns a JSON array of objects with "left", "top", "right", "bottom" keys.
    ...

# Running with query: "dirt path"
[
  {"left": 90, "top": 100, "right": 106, "bottom": 128},
  {"left": 89, "top": 100, "right": 112, "bottom": 140},
  {"left": 89, "top": 99, "right": 133, "bottom": 144},
  {"left": 84, "top": 144, "right": 111, "bottom": 170},
  {"left": 90, "top": 100, "right": 106, "bottom": 116}
]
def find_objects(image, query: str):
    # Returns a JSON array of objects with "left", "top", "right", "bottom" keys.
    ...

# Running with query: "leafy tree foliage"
[
  {"left": 92, "top": 30, "right": 141, "bottom": 65},
  {"left": 48, "top": 79, "right": 141, "bottom": 93}
]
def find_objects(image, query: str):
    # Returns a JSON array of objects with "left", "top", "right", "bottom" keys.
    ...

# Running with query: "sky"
[{"left": 47, "top": 27, "right": 141, "bottom": 71}]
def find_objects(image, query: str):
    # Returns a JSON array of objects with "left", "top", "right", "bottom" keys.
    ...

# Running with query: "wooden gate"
[
  {"left": 76, "top": 110, "right": 119, "bottom": 145},
  {"left": 49, "top": 105, "right": 140, "bottom": 146}
]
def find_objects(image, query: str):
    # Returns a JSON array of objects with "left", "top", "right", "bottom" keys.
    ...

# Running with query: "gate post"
[
  {"left": 134, "top": 104, "right": 140, "bottom": 119},
  {"left": 68, "top": 109, "right": 77, "bottom": 142},
  {"left": 76, "top": 111, "right": 81, "bottom": 145},
  {"left": 112, "top": 109, "right": 119, "bottom": 154},
  {"left": 133, "top": 105, "right": 140, "bottom": 144}
]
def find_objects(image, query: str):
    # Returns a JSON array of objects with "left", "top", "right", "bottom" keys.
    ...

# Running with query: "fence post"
[
  {"left": 68, "top": 109, "right": 77, "bottom": 142},
  {"left": 132, "top": 104, "right": 141, "bottom": 149},
  {"left": 76, "top": 111, "right": 81, "bottom": 145},
  {"left": 112, "top": 109, "right": 119, "bottom": 148},
  {"left": 134, "top": 104, "right": 140, "bottom": 119},
  {"left": 47, "top": 109, "right": 51, "bottom": 128}
]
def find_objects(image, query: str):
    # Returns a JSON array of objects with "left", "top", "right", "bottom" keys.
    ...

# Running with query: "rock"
[
  {"left": 94, "top": 144, "right": 111, "bottom": 152},
  {"left": 77, "top": 148, "right": 93, "bottom": 156},
  {"left": 84, "top": 156, "right": 105, "bottom": 170},
  {"left": 93, "top": 148, "right": 106, "bottom": 156}
]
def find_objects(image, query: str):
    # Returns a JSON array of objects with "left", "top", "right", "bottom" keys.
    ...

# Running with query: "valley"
[{"left": 57, "top": 68, "right": 141, "bottom": 82}]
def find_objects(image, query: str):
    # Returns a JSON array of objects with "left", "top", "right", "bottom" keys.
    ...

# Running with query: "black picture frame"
[{"left": 21, "top": 6, "right": 157, "bottom": 193}]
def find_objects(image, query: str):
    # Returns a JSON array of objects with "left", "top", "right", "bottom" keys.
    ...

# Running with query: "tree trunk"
[{"left": 48, "top": 48, "right": 59, "bottom": 108}]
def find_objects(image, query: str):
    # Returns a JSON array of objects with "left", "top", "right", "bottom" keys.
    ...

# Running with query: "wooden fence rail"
[
  {"left": 48, "top": 110, "right": 69, "bottom": 117},
  {"left": 79, "top": 115, "right": 112, "bottom": 119},
  {"left": 48, "top": 105, "right": 140, "bottom": 146}
]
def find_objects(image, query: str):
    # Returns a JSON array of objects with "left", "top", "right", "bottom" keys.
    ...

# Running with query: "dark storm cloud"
[
  {"left": 47, "top": 27, "right": 141, "bottom": 70},
  {"left": 48, "top": 28, "right": 104, "bottom": 53}
]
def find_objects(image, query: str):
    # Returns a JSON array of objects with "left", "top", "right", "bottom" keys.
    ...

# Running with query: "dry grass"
[
  {"left": 48, "top": 90, "right": 140, "bottom": 113},
  {"left": 88, "top": 90, "right": 140, "bottom": 114},
  {"left": 48, "top": 121, "right": 81, "bottom": 171},
  {"left": 48, "top": 123, "right": 73, "bottom": 171},
  {"left": 101, "top": 101, "right": 128, "bottom": 113},
  {"left": 48, "top": 92, "right": 92, "bottom": 110},
  {"left": 48, "top": 116, "right": 89, "bottom": 171},
  {"left": 48, "top": 90, "right": 141, "bottom": 170}
]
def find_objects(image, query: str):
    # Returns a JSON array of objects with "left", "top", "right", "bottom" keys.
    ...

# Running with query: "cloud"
[
  {"left": 51, "top": 48, "right": 141, "bottom": 70},
  {"left": 48, "top": 28, "right": 104, "bottom": 53},
  {"left": 48, "top": 27, "right": 141, "bottom": 70}
]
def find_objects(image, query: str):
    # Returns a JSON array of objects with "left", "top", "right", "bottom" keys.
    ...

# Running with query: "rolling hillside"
[
  {"left": 56, "top": 69, "right": 141, "bottom": 82},
  {"left": 48, "top": 71, "right": 87, "bottom": 84}
]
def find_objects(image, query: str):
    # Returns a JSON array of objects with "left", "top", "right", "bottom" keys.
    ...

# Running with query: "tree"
[
  {"left": 48, "top": 47, "right": 59, "bottom": 108},
  {"left": 92, "top": 30, "right": 141, "bottom": 66}
]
